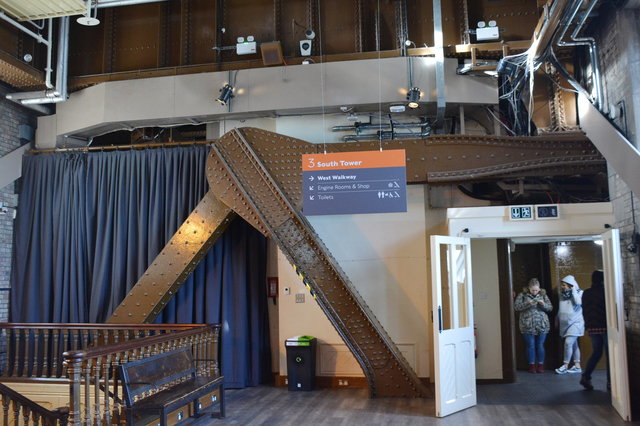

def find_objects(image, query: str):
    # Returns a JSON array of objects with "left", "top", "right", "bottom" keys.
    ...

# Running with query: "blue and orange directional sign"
[{"left": 302, "top": 150, "right": 407, "bottom": 215}]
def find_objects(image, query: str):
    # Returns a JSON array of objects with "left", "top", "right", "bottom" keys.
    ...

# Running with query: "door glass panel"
[
  {"left": 439, "top": 244, "right": 452, "bottom": 331},
  {"left": 454, "top": 245, "right": 469, "bottom": 328}
]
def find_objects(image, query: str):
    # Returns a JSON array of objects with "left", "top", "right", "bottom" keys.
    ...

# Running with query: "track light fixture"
[
  {"left": 216, "top": 83, "right": 234, "bottom": 105},
  {"left": 407, "top": 87, "right": 421, "bottom": 109}
]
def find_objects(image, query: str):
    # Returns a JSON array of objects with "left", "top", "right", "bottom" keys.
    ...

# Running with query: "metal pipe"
[
  {"left": 5, "top": 17, "right": 70, "bottom": 105},
  {"left": 407, "top": 56, "right": 414, "bottom": 88},
  {"left": 332, "top": 122, "right": 430, "bottom": 132},
  {"left": 433, "top": 0, "right": 446, "bottom": 131},
  {"left": 374, "top": 9, "right": 380, "bottom": 52},
  {"left": 45, "top": 19, "right": 54, "bottom": 89},
  {"left": 96, "top": 0, "right": 169, "bottom": 7},
  {"left": 56, "top": 17, "right": 70, "bottom": 100},
  {"left": 343, "top": 130, "right": 430, "bottom": 141},
  {"left": 0, "top": 11, "right": 50, "bottom": 45},
  {"left": 555, "top": 0, "right": 603, "bottom": 110}
]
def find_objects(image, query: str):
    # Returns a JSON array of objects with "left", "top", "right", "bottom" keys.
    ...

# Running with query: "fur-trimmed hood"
[{"left": 521, "top": 287, "right": 547, "bottom": 296}]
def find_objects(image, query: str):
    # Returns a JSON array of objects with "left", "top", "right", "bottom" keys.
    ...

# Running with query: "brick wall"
[
  {"left": 0, "top": 85, "right": 37, "bottom": 323},
  {"left": 595, "top": 5, "right": 640, "bottom": 417}
]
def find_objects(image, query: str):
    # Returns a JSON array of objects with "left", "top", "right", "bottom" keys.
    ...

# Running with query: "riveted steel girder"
[
  {"left": 208, "top": 128, "right": 604, "bottom": 213},
  {"left": 107, "top": 127, "right": 604, "bottom": 397},
  {"left": 107, "top": 195, "right": 235, "bottom": 324},
  {"left": 207, "top": 128, "right": 430, "bottom": 398}
]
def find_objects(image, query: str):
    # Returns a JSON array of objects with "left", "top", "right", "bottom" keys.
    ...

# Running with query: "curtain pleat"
[{"left": 11, "top": 146, "right": 269, "bottom": 387}]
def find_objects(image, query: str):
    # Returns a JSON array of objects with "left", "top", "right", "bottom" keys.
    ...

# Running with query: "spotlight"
[
  {"left": 407, "top": 87, "right": 421, "bottom": 109},
  {"left": 216, "top": 83, "right": 234, "bottom": 105}
]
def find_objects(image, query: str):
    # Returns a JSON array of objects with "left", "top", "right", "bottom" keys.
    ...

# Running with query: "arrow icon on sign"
[
  {"left": 309, "top": 186, "right": 314, "bottom": 190},
  {"left": 309, "top": 176, "right": 315, "bottom": 181},
  {"left": 309, "top": 195, "right": 315, "bottom": 200}
]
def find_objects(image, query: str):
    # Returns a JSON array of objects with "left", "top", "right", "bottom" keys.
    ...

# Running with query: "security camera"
[
  {"left": 305, "top": 29, "right": 316, "bottom": 40},
  {"left": 300, "top": 40, "right": 312, "bottom": 56}
]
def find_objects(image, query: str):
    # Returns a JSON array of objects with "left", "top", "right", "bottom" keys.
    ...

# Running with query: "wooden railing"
[
  {"left": 0, "top": 324, "right": 205, "bottom": 381},
  {"left": 63, "top": 324, "right": 220, "bottom": 425},
  {"left": 0, "top": 383, "right": 69, "bottom": 425}
]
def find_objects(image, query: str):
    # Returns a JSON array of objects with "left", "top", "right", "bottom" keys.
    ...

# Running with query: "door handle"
[{"left": 438, "top": 306, "right": 443, "bottom": 333}]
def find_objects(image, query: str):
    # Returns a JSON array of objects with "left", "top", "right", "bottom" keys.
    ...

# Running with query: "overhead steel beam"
[
  {"left": 577, "top": 93, "right": 640, "bottom": 197},
  {"left": 530, "top": 0, "right": 571, "bottom": 60},
  {"left": 96, "top": 0, "right": 170, "bottom": 8}
]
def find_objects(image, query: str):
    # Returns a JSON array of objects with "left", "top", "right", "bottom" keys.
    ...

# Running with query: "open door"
[
  {"left": 601, "top": 229, "right": 631, "bottom": 421},
  {"left": 430, "top": 236, "right": 476, "bottom": 417}
]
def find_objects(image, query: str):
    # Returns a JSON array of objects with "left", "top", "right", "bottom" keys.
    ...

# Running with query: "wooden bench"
[{"left": 118, "top": 347, "right": 224, "bottom": 425}]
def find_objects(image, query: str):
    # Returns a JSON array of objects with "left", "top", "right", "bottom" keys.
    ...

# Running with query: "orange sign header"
[{"left": 302, "top": 149, "right": 406, "bottom": 171}]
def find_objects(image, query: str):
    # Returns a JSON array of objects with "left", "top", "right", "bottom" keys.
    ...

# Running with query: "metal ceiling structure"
[{"left": 0, "top": 0, "right": 84, "bottom": 21}]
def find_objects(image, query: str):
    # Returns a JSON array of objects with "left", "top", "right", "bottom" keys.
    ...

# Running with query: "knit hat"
[{"left": 561, "top": 275, "right": 578, "bottom": 287}]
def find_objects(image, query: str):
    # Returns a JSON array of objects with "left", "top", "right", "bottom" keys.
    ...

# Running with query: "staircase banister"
[
  {"left": 0, "top": 322, "right": 205, "bottom": 330},
  {"left": 0, "top": 382, "right": 69, "bottom": 422},
  {"left": 63, "top": 324, "right": 220, "bottom": 363}
]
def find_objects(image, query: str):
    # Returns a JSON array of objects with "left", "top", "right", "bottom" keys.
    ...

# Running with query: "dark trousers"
[{"left": 583, "top": 332, "right": 610, "bottom": 384}]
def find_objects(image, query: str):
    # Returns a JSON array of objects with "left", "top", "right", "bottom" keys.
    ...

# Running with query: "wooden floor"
[{"left": 194, "top": 370, "right": 635, "bottom": 425}]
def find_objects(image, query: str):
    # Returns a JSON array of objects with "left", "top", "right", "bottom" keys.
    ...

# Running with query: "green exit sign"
[{"left": 509, "top": 205, "right": 534, "bottom": 220}]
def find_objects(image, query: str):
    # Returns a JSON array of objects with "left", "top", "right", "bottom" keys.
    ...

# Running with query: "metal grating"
[{"left": 0, "top": 0, "right": 85, "bottom": 21}]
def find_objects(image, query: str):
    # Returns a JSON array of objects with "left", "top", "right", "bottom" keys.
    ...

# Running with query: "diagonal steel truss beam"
[
  {"left": 108, "top": 128, "right": 604, "bottom": 396},
  {"left": 107, "top": 195, "right": 236, "bottom": 324}
]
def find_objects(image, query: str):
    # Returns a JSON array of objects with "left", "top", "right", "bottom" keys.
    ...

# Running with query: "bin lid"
[{"left": 285, "top": 335, "right": 316, "bottom": 346}]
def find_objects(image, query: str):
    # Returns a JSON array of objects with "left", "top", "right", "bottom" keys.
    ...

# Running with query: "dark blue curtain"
[{"left": 10, "top": 146, "right": 270, "bottom": 387}]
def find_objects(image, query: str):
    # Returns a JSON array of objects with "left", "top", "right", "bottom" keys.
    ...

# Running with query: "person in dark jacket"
[{"left": 580, "top": 270, "right": 609, "bottom": 390}]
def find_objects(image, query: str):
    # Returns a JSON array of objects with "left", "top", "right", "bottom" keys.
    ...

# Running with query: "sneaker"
[
  {"left": 555, "top": 365, "right": 568, "bottom": 374},
  {"left": 528, "top": 364, "right": 537, "bottom": 374},
  {"left": 567, "top": 366, "right": 582, "bottom": 374},
  {"left": 580, "top": 377, "right": 594, "bottom": 390}
]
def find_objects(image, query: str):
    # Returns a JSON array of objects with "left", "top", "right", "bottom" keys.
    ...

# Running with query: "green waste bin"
[{"left": 285, "top": 336, "right": 317, "bottom": 391}]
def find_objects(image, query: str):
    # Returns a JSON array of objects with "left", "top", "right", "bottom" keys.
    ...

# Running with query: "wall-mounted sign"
[
  {"left": 509, "top": 205, "right": 534, "bottom": 221},
  {"left": 535, "top": 204, "right": 560, "bottom": 219},
  {"left": 508, "top": 204, "right": 561, "bottom": 221},
  {"left": 302, "top": 150, "right": 407, "bottom": 216}
]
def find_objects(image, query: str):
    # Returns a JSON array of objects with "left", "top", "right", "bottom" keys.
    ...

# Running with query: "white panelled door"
[
  {"left": 601, "top": 229, "right": 631, "bottom": 421},
  {"left": 430, "top": 236, "right": 476, "bottom": 417}
]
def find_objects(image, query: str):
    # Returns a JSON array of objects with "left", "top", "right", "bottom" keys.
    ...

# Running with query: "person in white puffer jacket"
[{"left": 555, "top": 275, "right": 585, "bottom": 374}]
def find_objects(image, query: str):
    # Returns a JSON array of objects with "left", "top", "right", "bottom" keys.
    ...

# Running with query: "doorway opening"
[
  {"left": 442, "top": 203, "right": 630, "bottom": 419},
  {"left": 510, "top": 238, "right": 605, "bottom": 374}
]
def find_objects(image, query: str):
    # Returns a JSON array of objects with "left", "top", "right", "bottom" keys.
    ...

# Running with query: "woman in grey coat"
[
  {"left": 514, "top": 278, "right": 553, "bottom": 373},
  {"left": 555, "top": 274, "right": 585, "bottom": 374}
]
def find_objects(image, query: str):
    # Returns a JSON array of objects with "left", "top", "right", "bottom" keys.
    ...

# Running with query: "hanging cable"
[
  {"left": 377, "top": 0, "right": 383, "bottom": 151},
  {"left": 317, "top": 0, "right": 327, "bottom": 155}
]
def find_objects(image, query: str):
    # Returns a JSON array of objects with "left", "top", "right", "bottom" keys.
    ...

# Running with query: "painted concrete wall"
[
  {"left": 471, "top": 239, "right": 503, "bottom": 380},
  {"left": 278, "top": 184, "right": 433, "bottom": 378}
]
